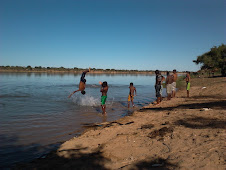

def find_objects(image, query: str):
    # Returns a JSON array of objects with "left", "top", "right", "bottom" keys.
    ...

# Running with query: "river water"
[{"left": 0, "top": 72, "right": 164, "bottom": 168}]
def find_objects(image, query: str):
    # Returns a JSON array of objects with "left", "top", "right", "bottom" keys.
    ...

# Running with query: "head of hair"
[
  {"left": 130, "top": 82, "right": 133, "bottom": 86},
  {"left": 173, "top": 69, "right": 176, "bottom": 72},
  {"left": 102, "top": 81, "right": 108, "bottom": 87},
  {"left": 81, "top": 90, "right": 86, "bottom": 95},
  {"left": 167, "top": 71, "right": 169, "bottom": 75},
  {"left": 155, "top": 70, "right": 159, "bottom": 75}
]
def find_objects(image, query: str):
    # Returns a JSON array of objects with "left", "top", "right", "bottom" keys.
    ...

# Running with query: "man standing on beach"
[
  {"left": 185, "top": 71, "right": 191, "bottom": 97},
  {"left": 99, "top": 81, "right": 108, "bottom": 115},
  {"left": 155, "top": 70, "right": 164, "bottom": 105},
  {"left": 68, "top": 68, "right": 90, "bottom": 98},
  {"left": 166, "top": 71, "right": 173, "bottom": 100},
  {"left": 172, "top": 69, "right": 178, "bottom": 98}
]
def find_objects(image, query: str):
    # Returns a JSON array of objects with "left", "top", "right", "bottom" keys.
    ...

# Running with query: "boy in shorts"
[
  {"left": 100, "top": 81, "right": 108, "bottom": 115},
  {"left": 166, "top": 71, "right": 173, "bottom": 100},
  {"left": 172, "top": 69, "right": 178, "bottom": 98},
  {"left": 155, "top": 70, "right": 165, "bottom": 104},
  {"left": 68, "top": 68, "right": 90, "bottom": 98},
  {"left": 185, "top": 71, "right": 191, "bottom": 97},
  {"left": 128, "top": 82, "right": 137, "bottom": 108}
]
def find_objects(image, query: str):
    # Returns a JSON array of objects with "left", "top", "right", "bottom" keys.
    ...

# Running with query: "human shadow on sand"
[
  {"left": 15, "top": 145, "right": 109, "bottom": 170},
  {"left": 174, "top": 116, "right": 226, "bottom": 129},
  {"left": 125, "top": 157, "right": 178, "bottom": 170}
]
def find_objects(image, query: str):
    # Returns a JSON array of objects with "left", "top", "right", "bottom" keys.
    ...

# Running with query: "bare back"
[
  {"left": 79, "top": 81, "right": 85, "bottom": 91},
  {"left": 166, "top": 75, "right": 173, "bottom": 84},
  {"left": 129, "top": 86, "right": 136, "bottom": 96},
  {"left": 173, "top": 73, "right": 178, "bottom": 82},
  {"left": 101, "top": 86, "right": 108, "bottom": 96},
  {"left": 185, "top": 74, "right": 190, "bottom": 82}
]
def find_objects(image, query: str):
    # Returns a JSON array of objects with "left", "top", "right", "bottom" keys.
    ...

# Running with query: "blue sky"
[{"left": 1, "top": 0, "right": 225, "bottom": 71}]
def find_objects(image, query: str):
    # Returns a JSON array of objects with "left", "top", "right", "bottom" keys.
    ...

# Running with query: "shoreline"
[
  {"left": 14, "top": 76, "right": 226, "bottom": 169},
  {"left": 0, "top": 70, "right": 186, "bottom": 75}
]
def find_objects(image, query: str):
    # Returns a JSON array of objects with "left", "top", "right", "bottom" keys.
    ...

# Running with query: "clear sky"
[{"left": 1, "top": 0, "right": 225, "bottom": 71}]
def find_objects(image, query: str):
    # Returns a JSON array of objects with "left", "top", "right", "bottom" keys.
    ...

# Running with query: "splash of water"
[{"left": 72, "top": 95, "right": 100, "bottom": 106}]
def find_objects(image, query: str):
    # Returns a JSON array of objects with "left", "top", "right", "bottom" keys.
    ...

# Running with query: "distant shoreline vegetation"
[{"left": 0, "top": 66, "right": 186, "bottom": 74}]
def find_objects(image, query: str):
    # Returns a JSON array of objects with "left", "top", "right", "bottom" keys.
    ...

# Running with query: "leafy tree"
[
  {"left": 26, "top": 65, "right": 32, "bottom": 70},
  {"left": 35, "top": 66, "right": 42, "bottom": 70},
  {"left": 193, "top": 44, "right": 226, "bottom": 76}
]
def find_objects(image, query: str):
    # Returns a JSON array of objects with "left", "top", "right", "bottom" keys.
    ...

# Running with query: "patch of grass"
[{"left": 176, "top": 75, "right": 186, "bottom": 90}]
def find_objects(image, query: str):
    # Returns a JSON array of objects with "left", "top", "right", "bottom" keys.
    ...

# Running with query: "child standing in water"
[
  {"left": 128, "top": 82, "right": 136, "bottom": 108},
  {"left": 99, "top": 81, "right": 108, "bottom": 115}
]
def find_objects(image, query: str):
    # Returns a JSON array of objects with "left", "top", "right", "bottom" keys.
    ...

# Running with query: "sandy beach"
[{"left": 15, "top": 76, "right": 226, "bottom": 169}]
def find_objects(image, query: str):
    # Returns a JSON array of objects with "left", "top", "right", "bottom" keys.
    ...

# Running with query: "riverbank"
[
  {"left": 0, "top": 69, "right": 186, "bottom": 75},
  {"left": 15, "top": 77, "right": 226, "bottom": 169}
]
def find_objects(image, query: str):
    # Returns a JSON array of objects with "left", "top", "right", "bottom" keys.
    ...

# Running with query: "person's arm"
[
  {"left": 68, "top": 89, "right": 80, "bottom": 98},
  {"left": 134, "top": 87, "right": 137, "bottom": 96}
]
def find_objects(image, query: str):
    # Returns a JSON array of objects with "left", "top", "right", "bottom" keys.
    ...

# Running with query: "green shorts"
[
  {"left": 101, "top": 95, "right": 107, "bottom": 105},
  {"left": 186, "top": 82, "right": 190, "bottom": 91}
]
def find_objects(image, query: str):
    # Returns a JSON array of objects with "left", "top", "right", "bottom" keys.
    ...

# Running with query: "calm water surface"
[{"left": 0, "top": 72, "right": 164, "bottom": 168}]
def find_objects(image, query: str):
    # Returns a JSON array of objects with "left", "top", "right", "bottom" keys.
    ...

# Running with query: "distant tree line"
[
  {"left": 193, "top": 44, "right": 226, "bottom": 76},
  {"left": 0, "top": 65, "right": 159, "bottom": 73}
]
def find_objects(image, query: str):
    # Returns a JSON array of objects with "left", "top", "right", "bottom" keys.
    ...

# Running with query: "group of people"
[
  {"left": 68, "top": 68, "right": 190, "bottom": 114},
  {"left": 155, "top": 69, "right": 191, "bottom": 105},
  {"left": 68, "top": 68, "right": 109, "bottom": 115}
]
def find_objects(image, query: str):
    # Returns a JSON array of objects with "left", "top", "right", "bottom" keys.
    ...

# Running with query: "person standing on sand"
[
  {"left": 68, "top": 68, "right": 90, "bottom": 98},
  {"left": 166, "top": 71, "right": 173, "bottom": 100},
  {"left": 99, "top": 81, "right": 108, "bottom": 115},
  {"left": 172, "top": 69, "right": 178, "bottom": 98},
  {"left": 185, "top": 71, "right": 191, "bottom": 97},
  {"left": 128, "top": 82, "right": 137, "bottom": 108},
  {"left": 160, "top": 72, "right": 165, "bottom": 102},
  {"left": 155, "top": 70, "right": 164, "bottom": 105}
]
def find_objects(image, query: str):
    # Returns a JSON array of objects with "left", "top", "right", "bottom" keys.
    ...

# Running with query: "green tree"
[
  {"left": 26, "top": 65, "right": 32, "bottom": 70},
  {"left": 193, "top": 44, "right": 226, "bottom": 76},
  {"left": 74, "top": 67, "right": 78, "bottom": 71}
]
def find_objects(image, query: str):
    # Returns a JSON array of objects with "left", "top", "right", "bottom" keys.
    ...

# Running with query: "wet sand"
[{"left": 15, "top": 77, "right": 226, "bottom": 169}]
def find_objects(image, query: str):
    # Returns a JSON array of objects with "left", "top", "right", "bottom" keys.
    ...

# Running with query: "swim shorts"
[
  {"left": 80, "top": 72, "right": 87, "bottom": 83},
  {"left": 172, "top": 82, "right": 176, "bottom": 91},
  {"left": 166, "top": 84, "right": 173, "bottom": 94},
  {"left": 128, "top": 95, "right": 134, "bottom": 102},
  {"left": 160, "top": 85, "right": 163, "bottom": 96},
  {"left": 101, "top": 95, "right": 107, "bottom": 105},
  {"left": 186, "top": 82, "right": 190, "bottom": 91},
  {"left": 155, "top": 84, "right": 161, "bottom": 97}
]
